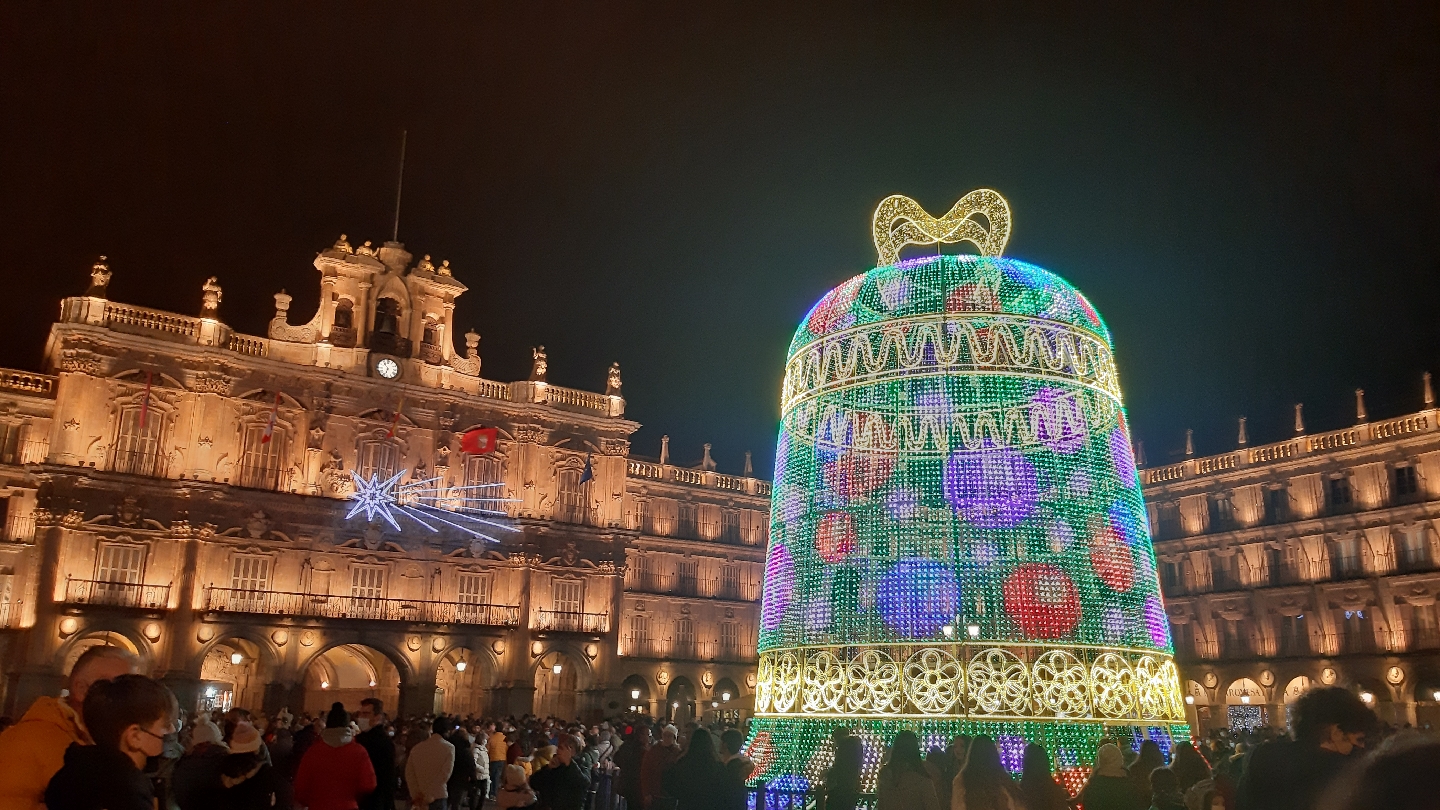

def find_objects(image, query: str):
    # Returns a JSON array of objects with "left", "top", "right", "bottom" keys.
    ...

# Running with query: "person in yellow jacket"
[{"left": 0, "top": 645, "right": 139, "bottom": 810}]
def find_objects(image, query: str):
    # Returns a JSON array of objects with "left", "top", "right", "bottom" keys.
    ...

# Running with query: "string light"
[
  {"left": 345, "top": 471, "right": 520, "bottom": 543},
  {"left": 749, "top": 192, "right": 1185, "bottom": 793}
]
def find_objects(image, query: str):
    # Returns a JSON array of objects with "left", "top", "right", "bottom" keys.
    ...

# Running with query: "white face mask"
[{"left": 356, "top": 718, "right": 371, "bottom": 732}]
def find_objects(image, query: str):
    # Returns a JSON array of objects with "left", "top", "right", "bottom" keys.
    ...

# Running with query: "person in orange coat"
[
  {"left": 293, "top": 703, "right": 378, "bottom": 810},
  {"left": 0, "top": 645, "right": 139, "bottom": 810}
]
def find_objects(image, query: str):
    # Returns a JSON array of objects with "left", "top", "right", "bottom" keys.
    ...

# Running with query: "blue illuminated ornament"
[{"left": 345, "top": 470, "right": 520, "bottom": 543}]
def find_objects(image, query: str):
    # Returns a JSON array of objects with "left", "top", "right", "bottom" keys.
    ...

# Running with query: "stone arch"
[
  {"left": 533, "top": 648, "right": 585, "bottom": 720},
  {"left": 187, "top": 624, "right": 284, "bottom": 677},
  {"left": 300, "top": 643, "right": 403, "bottom": 716},
  {"left": 621, "top": 674, "right": 651, "bottom": 713},
  {"left": 56, "top": 625, "right": 152, "bottom": 677},
  {"left": 436, "top": 644, "right": 497, "bottom": 716},
  {"left": 666, "top": 675, "right": 698, "bottom": 725},
  {"left": 197, "top": 637, "right": 269, "bottom": 714},
  {"left": 295, "top": 635, "right": 415, "bottom": 686}
]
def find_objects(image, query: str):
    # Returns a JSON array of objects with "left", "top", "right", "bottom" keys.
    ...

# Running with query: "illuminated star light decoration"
[
  {"left": 345, "top": 471, "right": 520, "bottom": 543},
  {"left": 745, "top": 190, "right": 1187, "bottom": 796}
]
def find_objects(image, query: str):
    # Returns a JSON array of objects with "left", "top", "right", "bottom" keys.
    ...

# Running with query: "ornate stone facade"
[
  {"left": 1143, "top": 393, "right": 1440, "bottom": 734},
  {"left": 0, "top": 239, "right": 769, "bottom": 725}
]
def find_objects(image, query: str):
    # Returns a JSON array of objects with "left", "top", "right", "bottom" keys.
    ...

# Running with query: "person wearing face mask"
[
  {"left": 0, "top": 645, "right": 140, "bottom": 810},
  {"left": 355, "top": 699, "right": 396, "bottom": 810},
  {"left": 1236, "top": 686, "right": 1377, "bottom": 810},
  {"left": 43, "top": 674, "right": 179, "bottom": 810}
]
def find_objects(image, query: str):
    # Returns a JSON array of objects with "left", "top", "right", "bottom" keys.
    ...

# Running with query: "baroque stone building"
[
  {"left": 1143, "top": 390, "right": 1440, "bottom": 734},
  {"left": 0, "top": 237, "right": 769, "bottom": 724}
]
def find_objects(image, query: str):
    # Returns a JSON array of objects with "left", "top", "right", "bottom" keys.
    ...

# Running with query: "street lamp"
[
  {"left": 1240, "top": 694, "right": 1250, "bottom": 705},
  {"left": 456, "top": 659, "right": 467, "bottom": 672},
  {"left": 721, "top": 691, "right": 731, "bottom": 702},
  {"left": 230, "top": 651, "right": 244, "bottom": 665},
  {"left": 552, "top": 664, "right": 563, "bottom": 675},
  {"left": 1185, "top": 695, "right": 1195, "bottom": 705},
  {"left": 1359, "top": 691, "right": 1374, "bottom": 704},
  {"left": 631, "top": 689, "right": 641, "bottom": 700}
]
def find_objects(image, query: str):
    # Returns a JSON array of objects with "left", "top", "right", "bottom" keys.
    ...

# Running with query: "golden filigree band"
[{"left": 754, "top": 643, "right": 1187, "bottom": 723}]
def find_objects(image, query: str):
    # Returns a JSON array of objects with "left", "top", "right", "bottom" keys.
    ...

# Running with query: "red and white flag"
[
  {"left": 387, "top": 396, "right": 405, "bottom": 439},
  {"left": 460, "top": 426, "right": 498, "bottom": 455},
  {"left": 260, "top": 391, "right": 281, "bottom": 443}
]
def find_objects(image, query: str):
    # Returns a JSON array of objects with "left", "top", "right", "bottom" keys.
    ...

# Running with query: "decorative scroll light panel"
[{"left": 747, "top": 191, "right": 1186, "bottom": 794}]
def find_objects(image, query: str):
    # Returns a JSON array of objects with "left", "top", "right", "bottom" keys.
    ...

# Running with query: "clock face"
[{"left": 376, "top": 358, "right": 399, "bottom": 379}]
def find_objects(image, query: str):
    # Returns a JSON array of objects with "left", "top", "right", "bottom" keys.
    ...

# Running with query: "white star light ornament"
[{"left": 345, "top": 470, "right": 520, "bottom": 543}]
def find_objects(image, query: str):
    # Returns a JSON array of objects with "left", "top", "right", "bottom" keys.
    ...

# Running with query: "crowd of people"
[{"left": 0, "top": 645, "right": 1437, "bottom": 810}]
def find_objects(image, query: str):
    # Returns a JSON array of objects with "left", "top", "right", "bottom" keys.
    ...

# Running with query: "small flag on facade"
[
  {"left": 579, "top": 453, "right": 594, "bottom": 484},
  {"left": 138, "top": 370, "right": 153, "bottom": 428},
  {"left": 387, "top": 396, "right": 405, "bottom": 438},
  {"left": 260, "top": 391, "right": 282, "bottom": 443},
  {"left": 460, "top": 426, "right": 499, "bottom": 455}
]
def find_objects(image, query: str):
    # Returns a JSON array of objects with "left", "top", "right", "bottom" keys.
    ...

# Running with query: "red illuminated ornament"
[
  {"left": 1002, "top": 563, "right": 1081, "bottom": 639},
  {"left": 1089, "top": 519, "right": 1136, "bottom": 592},
  {"left": 945, "top": 282, "right": 1000, "bottom": 313},
  {"left": 807, "top": 275, "right": 864, "bottom": 335},
  {"left": 815, "top": 512, "right": 857, "bottom": 563},
  {"left": 823, "top": 450, "right": 895, "bottom": 502},
  {"left": 745, "top": 731, "right": 777, "bottom": 780}
]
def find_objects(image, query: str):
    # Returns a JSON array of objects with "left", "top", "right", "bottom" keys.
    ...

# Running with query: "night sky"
[{"left": 2, "top": 3, "right": 1437, "bottom": 475}]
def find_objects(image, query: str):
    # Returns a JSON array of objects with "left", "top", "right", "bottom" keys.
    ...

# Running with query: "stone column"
[
  {"left": 157, "top": 537, "right": 202, "bottom": 713},
  {"left": 7, "top": 520, "right": 68, "bottom": 714}
]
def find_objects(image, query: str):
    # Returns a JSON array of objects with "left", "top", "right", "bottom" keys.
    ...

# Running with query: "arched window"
[
  {"left": 556, "top": 467, "right": 590, "bottom": 524},
  {"left": 333, "top": 299, "right": 354, "bottom": 329},
  {"left": 373, "top": 298, "right": 401, "bottom": 334},
  {"left": 358, "top": 439, "right": 400, "bottom": 481},
  {"left": 237, "top": 421, "right": 287, "bottom": 490},
  {"left": 111, "top": 403, "right": 167, "bottom": 476}
]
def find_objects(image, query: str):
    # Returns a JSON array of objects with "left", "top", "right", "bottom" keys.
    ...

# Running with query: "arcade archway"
[
  {"left": 61, "top": 631, "right": 142, "bottom": 677},
  {"left": 302, "top": 644, "right": 401, "bottom": 715},
  {"left": 534, "top": 651, "right": 579, "bottom": 720},
  {"left": 666, "top": 676, "right": 697, "bottom": 725},
  {"left": 436, "top": 647, "right": 487, "bottom": 716},
  {"left": 621, "top": 674, "right": 651, "bottom": 714},
  {"left": 199, "top": 639, "right": 265, "bottom": 714},
  {"left": 1224, "top": 677, "right": 1266, "bottom": 731}
]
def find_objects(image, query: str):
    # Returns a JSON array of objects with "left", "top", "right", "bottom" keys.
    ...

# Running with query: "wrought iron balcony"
[
  {"left": 64, "top": 578, "right": 171, "bottom": 610},
  {"left": 535, "top": 608, "right": 610, "bottom": 634},
  {"left": 203, "top": 587, "right": 519, "bottom": 627}
]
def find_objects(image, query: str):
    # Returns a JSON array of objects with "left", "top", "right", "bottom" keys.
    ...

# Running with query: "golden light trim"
[
  {"left": 872, "top": 189, "right": 1012, "bottom": 266},
  {"left": 753, "top": 643, "right": 1187, "bottom": 724}
]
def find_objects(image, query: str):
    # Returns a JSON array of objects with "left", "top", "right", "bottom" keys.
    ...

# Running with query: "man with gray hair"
[{"left": 0, "top": 644, "right": 140, "bottom": 810}]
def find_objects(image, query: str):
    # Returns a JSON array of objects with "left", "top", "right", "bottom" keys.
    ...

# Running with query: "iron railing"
[
  {"left": 535, "top": 609, "right": 610, "bottom": 633},
  {"left": 65, "top": 578, "right": 171, "bottom": 609},
  {"left": 203, "top": 587, "right": 520, "bottom": 626}
]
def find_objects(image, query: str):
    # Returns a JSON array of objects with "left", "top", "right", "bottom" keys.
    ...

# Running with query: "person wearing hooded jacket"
[
  {"left": 217, "top": 721, "right": 292, "bottom": 810},
  {"left": 293, "top": 703, "right": 378, "bottom": 810}
]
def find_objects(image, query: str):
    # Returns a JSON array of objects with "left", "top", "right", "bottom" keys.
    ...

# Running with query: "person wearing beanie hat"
[
  {"left": 174, "top": 717, "right": 231, "bottom": 810},
  {"left": 216, "top": 721, "right": 291, "bottom": 810},
  {"left": 293, "top": 703, "right": 377, "bottom": 810}
]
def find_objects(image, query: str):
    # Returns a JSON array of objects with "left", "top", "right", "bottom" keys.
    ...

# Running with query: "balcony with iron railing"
[
  {"left": 622, "top": 570, "right": 759, "bottom": 602},
  {"left": 109, "top": 448, "right": 170, "bottom": 478},
  {"left": 1277, "top": 629, "right": 1311, "bottom": 657},
  {"left": 1330, "top": 554, "right": 1368, "bottom": 581},
  {"left": 1395, "top": 546, "right": 1439, "bottom": 575},
  {"left": 203, "top": 587, "right": 520, "bottom": 626},
  {"left": 64, "top": 577, "right": 171, "bottom": 610},
  {"left": 534, "top": 608, "right": 610, "bottom": 634}
]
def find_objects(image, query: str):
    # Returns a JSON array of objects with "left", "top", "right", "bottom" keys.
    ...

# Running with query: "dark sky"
[{"left": 2, "top": 3, "right": 1438, "bottom": 475}]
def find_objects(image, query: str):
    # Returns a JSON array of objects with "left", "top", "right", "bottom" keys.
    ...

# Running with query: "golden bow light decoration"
[{"left": 872, "top": 189, "right": 1012, "bottom": 266}]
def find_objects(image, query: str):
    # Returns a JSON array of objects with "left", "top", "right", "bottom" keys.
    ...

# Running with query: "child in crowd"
[{"left": 497, "top": 763, "right": 538, "bottom": 809}]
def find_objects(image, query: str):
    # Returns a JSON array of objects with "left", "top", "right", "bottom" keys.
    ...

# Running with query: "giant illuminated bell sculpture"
[{"left": 746, "top": 191, "right": 1187, "bottom": 793}]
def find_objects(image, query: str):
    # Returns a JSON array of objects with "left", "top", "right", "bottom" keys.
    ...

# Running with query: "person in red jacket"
[{"left": 294, "top": 703, "right": 378, "bottom": 810}]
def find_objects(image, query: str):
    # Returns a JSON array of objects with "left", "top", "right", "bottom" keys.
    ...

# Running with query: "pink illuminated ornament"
[
  {"left": 1145, "top": 596, "right": 1170, "bottom": 647},
  {"left": 1109, "top": 427, "right": 1138, "bottom": 486},
  {"left": 761, "top": 544, "right": 796, "bottom": 631},
  {"left": 1002, "top": 563, "right": 1081, "bottom": 639}
]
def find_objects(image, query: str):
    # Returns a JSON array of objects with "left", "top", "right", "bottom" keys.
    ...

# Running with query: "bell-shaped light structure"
[{"left": 745, "top": 191, "right": 1186, "bottom": 794}]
